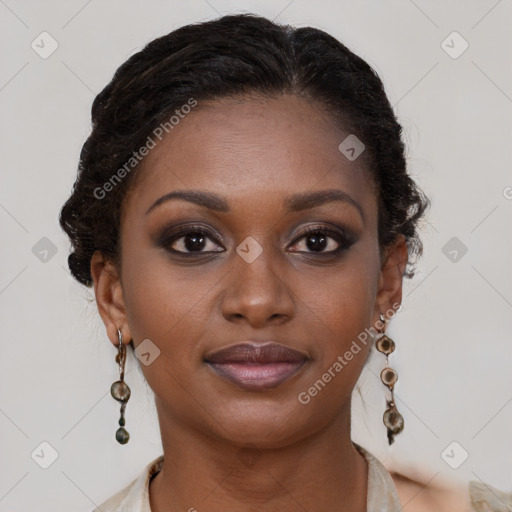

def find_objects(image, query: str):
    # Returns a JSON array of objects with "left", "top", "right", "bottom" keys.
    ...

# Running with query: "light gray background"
[{"left": 1, "top": 0, "right": 511, "bottom": 510}]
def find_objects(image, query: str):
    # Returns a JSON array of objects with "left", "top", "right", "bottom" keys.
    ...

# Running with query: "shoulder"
[
  {"left": 390, "top": 470, "right": 512, "bottom": 512},
  {"left": 389, "top": 471, "right": 472, "bottom": 512},
  {"left": 92, "top": 483, "right": 134, "bottom": 512},
  {"left": 467, "top": 479, "right": 512, "bottom": 512},
  {"left": 91, "top": 474, "right": 143, "bottom": 512},
  {"left": 90, "top": 455, "right": 164, "bottom": 512}
]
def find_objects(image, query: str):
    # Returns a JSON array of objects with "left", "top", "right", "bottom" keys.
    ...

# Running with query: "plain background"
[{"left": 1, "top": 0, "right": 511, "bottom": 510}]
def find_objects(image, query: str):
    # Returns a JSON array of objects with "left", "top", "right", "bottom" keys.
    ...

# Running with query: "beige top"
[{"left": 92, "top": 443, "right": 511, "bottom": 512}]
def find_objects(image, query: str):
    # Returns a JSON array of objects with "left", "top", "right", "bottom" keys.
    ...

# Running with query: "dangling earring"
[
  {"left": 110, "top": 329, "right": 131, "bottom": 444},
  {"left": 375, "top": 313, "right": 404, "bottom": 445}
]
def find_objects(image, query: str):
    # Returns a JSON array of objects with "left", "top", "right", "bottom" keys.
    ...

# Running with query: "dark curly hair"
[{"left": 59, "top": 13, "right": 429, "bottom": 287}]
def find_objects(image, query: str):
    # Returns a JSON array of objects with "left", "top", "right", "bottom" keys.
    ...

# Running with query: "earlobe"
[
  {"left": 376, "top": 235, "right": 408, "bottom": 317},
  {"left": 90, "top": 250, "right": 131, "bottom": 347}
]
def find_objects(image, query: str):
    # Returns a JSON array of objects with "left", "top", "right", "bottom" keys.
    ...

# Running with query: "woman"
[{"left": 59, "top": 13, "right": 508, "bottom": 512}]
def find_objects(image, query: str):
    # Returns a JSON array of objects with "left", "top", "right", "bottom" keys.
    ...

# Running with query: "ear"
[
  {"left": 373, "top": 234, "right": 408, "bottom": 324},
  {"left": 90, "top": 250, "right": 132, "bottom": 347}
]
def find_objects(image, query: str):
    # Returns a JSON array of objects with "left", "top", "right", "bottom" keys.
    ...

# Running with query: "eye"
[
  {"left": 162, "top": 225, "right": 224, "bottom": 255},
  {"left": 288, "top": 225, "right": 354, "bottom": 254},
  {"left": 159, "top": 223, "right": 355, "bottom": 257}
]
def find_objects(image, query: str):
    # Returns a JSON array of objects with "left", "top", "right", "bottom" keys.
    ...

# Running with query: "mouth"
[{"left": 204, "top": 342, "right": 309, "bottom": 391}]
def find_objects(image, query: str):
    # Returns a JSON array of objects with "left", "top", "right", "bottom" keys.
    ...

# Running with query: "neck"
[{"left": 149, "top": 401, "right": 368, "bottom": 512}]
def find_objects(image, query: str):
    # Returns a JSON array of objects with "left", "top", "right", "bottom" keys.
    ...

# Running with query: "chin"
[{"left": 207, "top": 399, "right": 315, "bottom": 449}]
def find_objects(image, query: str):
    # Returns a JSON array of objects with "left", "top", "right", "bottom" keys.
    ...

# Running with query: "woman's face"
[{"left": 93, "top": 93, "right": 405, "bottom": 448}]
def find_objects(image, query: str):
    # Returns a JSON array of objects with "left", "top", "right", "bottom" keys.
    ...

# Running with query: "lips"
[{"left": 205, "top": 342, "right": 308, "bottom": 391}]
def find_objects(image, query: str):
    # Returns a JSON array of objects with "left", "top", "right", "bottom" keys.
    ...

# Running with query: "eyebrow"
[{"left": 145, "top": 188, "right": 364, "bottom": 221}]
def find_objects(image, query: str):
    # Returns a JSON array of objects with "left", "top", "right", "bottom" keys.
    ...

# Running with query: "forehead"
[{"left": 124, "top": 94, "right": 376, "bottom": 218}]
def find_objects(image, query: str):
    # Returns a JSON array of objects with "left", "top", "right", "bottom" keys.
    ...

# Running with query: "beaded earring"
[
  {"left": 110, "top": 329, "right": 131, "bottom": 444},
  {"left": 375, "top": 313, "right": 404, "bottom": 445}
]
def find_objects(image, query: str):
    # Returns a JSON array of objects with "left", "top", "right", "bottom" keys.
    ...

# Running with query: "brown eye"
[
  {"left": 289, "top": 226, "right": 355, "bottom": 254},
  {"left": 162, "top": 226, "right": 224, "bottom": 254}
]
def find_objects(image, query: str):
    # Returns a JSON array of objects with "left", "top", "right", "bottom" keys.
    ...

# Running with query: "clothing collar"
[{"left": 96, "top": 443, "right": 402, "bottom": 511}]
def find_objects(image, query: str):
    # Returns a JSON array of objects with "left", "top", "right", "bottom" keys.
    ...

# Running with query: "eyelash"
[
  {"left": 160, "top": 224, "right": 355, "bottom": 257},
  {"left": 293, "top": 225, "right": 354, "bottom": 255},
  {"left": 162, "top": 225, "right": 223, "bottom": 256}
]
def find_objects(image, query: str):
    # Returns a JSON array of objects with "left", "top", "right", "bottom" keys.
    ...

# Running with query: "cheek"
[
  {"left": 333, "top": 271, "right": 375, "bottom": 334},
  {"left": 304, "top": 254, "right": 378, "bottom": 356},
  {"left": 298, "top": 267, "right": 377, "bottom": 413},
  {"left": 121, "top": 238, "right": 212, "bottom": 333},
  {"left": 296, "top": 270, "right": 376, "bottom": 411},
  {"left": 120, "top": 250, "right": 215, "bottom": 379}
]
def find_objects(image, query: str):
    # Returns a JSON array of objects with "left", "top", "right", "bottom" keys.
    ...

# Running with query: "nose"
[{"left": 220, "top": 244, "right": 295, "bottom": 328}]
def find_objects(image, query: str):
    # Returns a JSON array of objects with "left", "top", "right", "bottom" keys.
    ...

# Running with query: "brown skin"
[
  {"left": 91, "top": 94, "right": 408, "bottom": 512},
  {"left": 391, "top": 473, "right": 473, "bottom": 512}
]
